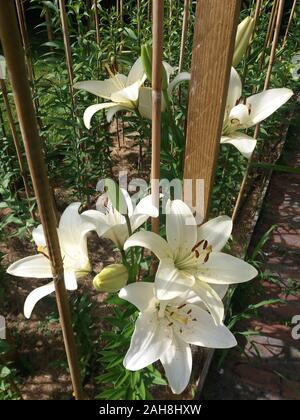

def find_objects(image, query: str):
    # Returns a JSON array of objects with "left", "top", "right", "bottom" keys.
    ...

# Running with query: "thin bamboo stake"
[
  {"left": 267, "top": 0, "right": 279, "bottom": 48},
  {"left": 93, "top": 0, "right": 100, "bottom": 46},
  {"left": 0, "top": 1, "right": 83, "bottom": 400},
  {"left": 0, "top": 78, "right": 34, "bottom": 219},
  {"left": 45, "top": 4, "right": 54, "bottom": 51},
  {"left": 232, "top": 0, "right": 285, "bottom": 222},
  {"left": 151, "top": 0, "right": 164, "bottom": 235},
  {"left": 282, "top": 0, "right": 297, "bottom": 46},
  {"left": 15, "top": 0, "right": 35, "bottom": 84},
  {"left": 178, "top": 0, "right": 190, "bottom": 73},
  {"left": 184, "top": 0, "right": 240, "bottom": 222},
  {"left": 59, "top": 0, "right": 76, "bottom": 111},
  {"left": 137, "top": 0, "right": 141, "bottom": 44}
]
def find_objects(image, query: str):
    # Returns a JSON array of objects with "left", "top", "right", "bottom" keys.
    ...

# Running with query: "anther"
[
  {"left": 192, "top": 240, "right": 204, "bottom": 252},
  {"left": 177, "top": 303, "right": 187, "bottom": 310},
  {"left": 187, "top": 309, "right": 192, "bottom": 315},
  {"left": 203, "top": 240, "right": 208, "bottom": 250}
]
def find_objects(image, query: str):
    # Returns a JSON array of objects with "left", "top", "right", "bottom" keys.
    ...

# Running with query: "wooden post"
[
  {"left": 151, "top": 0, "right": 164, "bottom": 235},
  {"left": 0, "top": 1, "right": 84, "bottom": 400},
  {"left": 283, "top": 0, "right": 297, "bottom": 46},
  {"left": 184, "top": 0, "right": 241, "bottom": 222},
  {"left": 0, "top": 78, "right": 34, "bottom": 219},
  {"left": 232, "top": 0, "right": 285, "bottom": 221}
]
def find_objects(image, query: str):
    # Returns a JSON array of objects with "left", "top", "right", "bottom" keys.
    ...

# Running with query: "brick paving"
[{"left": 203, "top": 114, "right": 300, "bottom": 400}]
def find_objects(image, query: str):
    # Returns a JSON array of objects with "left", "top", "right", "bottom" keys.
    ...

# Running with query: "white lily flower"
[
  {"left": 124, "top": 200, "right": 258, "bottom": 325},
  {"left": 82, "top": 189, "right": 158, "bottom": 249},
  {"left": 0, "top": 55, "right": 6, "bottom": 80},
  {"left": 119, "top": 282, "right": 237, "bottom": 394},
  {"left": 7, "top": 203, "right": 93, "bottom": 318},
  {"left": 74, "top": 57, "right": 149, "bottom": 129},
  {"left": 222, "top": 68, "right": 293, "bottom": 159}
]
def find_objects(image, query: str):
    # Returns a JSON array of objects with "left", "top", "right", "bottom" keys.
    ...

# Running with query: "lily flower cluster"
[{"left": 7, "top": 192, "right": 258, "bottom": 394}]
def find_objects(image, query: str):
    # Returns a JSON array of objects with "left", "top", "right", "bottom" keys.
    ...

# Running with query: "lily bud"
[
  {"left": 0, "top": 55, "right": 6, "bottom": 80},
  {"left": 233, "top": 16, "right": 255, "bottom": 67},
  {"left": 141, "top": 44, "right": 169, "bottom": 91},
  {"left": 141, "top": 44, "right": 152, "bottom": 82},
  {"left": 93, "top": 264, "right": 128, "bottom": 293}
]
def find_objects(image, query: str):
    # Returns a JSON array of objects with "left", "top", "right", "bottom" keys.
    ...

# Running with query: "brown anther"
[
  {"left": 192, "top": 318, "right": 197, "bottom": 321},
  {"left": 170, "top": 312, "right": 174, "bottom": 316},
  {"left": 248, "top": 104, "right": 252, "bottom": 115},
  {"left": 203, "top": 240, "right": 208, "bottom": 250},
  {"left": 180, "top": 328, "right": 183, "bottom": 333},
  {"left": 192, "top": 240, "right": 204, "bottom": 252},
  {"left": 204, "top": 253, "right": 210, "bottom": 263},
  {"left": 177, "top": 303, "right": 187, "bottom": 310},
  {"left": 195, "top": 250, "right": 200, "bottom": 258},
  {"left": 168, "top": 322, "right": 173, "bottom": 327},
  {"left": 187, "top": 309, "right": 192, "bottom": 315}
]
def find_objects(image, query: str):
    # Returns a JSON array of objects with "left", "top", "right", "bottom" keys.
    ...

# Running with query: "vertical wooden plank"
[{"left": 184, "top": 0, "right": 241, "bottom": 221}]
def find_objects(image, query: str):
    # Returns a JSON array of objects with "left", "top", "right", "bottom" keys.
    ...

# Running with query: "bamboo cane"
[
  {"left": 232, "top": 0, "right": 285, "bottom": 222},
  {"left": 151, "top": 0, "right": 164, "bottom": 235},
  {"left": 45, "top": 4, "right": 54, "bottom": 52},
  {"left": 178, "top": 0, "right": 190, "bottom": 73},
  {"left": 0, "top": 78, "right": 34, "bottom": 219},
  {"left": 267, "top": 0, "right": 280, "bottom": 48},
  {"left": 0, "top": 1, "right": 84, "bottom": 400},
  {"left": 282, "top": 0, "right": 297, "bottom": 46},
  {"left": 137, "top": 0, "right": 141, "bottom": 44},
  {"left": 93, "top": 0, "right": 100, "bottom": 46},
  {"left": 15, "top": 0, "right": 35, "bottom": 84}
]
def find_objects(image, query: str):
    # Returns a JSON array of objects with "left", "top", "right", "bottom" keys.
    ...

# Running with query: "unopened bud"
[
  {"left": 93, "top": 264, "right": 128, "bottom": 293},
  {"left": 233, "top": 16, "right": 255, "bottom": 67},
  {"left": 141, "top": 44, "right": 152, "bottom": 82}
]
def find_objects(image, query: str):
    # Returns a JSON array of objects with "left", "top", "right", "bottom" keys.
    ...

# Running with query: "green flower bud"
[
  {"left": 93, "top": 264, "right": 128, "bottom": 293},
  {"left": 233, "top": 16, "right": 255, "bottom": 67},
  {"left": 141, "top": 43, "right": 152, "bottom": 82}
]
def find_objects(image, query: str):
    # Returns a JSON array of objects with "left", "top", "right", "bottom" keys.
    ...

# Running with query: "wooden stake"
[
  {"left": 282, "top": 0, "right": 297, "bottom": 46},
  {"left": 267, "top": 0, "right": 280, "bottom": 48},
  {"left": 0, "top": 1, "right": 84, "bottom": 400},
  {"left": 0, "top": 78, "right": 34, "bottom": 219},
  {"left": 232, "top": 0, "right": 285, "bottom": 222},
  {"left": 151, "top": 0, "right": 164, "bottom": 235},
  {"left": 184, "top": 0, "right": 241, "bottom": 222},
  {"left": 45, "top": 4, "right": 54, "bottom": 51}
]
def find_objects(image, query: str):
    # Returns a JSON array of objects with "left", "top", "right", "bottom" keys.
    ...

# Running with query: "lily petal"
[
  {"left": 197, "top": 252, "right": 258, "bottom": 284},
  {"left": 111, "top": 81, "right": 140, "bottom": 104},
  {"left": 221, "top": 133, "right": 257, "bottom": 159},
  {"left": 83, "top": 102, "right": 120, "bottom": 129},
  {"left": 197, "top": 215, "right": 233, "bottom": 252},
  {"left": 106, "top": 105, "right": 129, "bottom": 122},
  {"left": 124, "top": 310, "right": 173, "bottom": 371},
  {"left": 24, "top": 281, "right": 55, "bottom": 319},
  {"left": 32, "top": 225, "right": 46, "bottom": 247},
  {"left": 119, "top": 282, "right": 156, "bottom": 312},
  {"left": 167, "top": 72, "right": 190, "bottom": 96},
  {"left": 138, "top": 87, "right": 166, "bottom": 119},
  {"left": 7, "top": 254, "right": 52, "bottom": 279},
  {"left": 74, "top": 74, "right": 127, "bottom": 99},
  {"left": 155, "top": 258, "right": 195, "bottom": 301},
  {"left": 64, "top": 271, "right": 78, "bottom": 290},
  {"left": 226, "top": 67, "right": 242, "bottom": 111},
  {"left": 177, "top": 304, "right": 237, "bottom": 348},
  {"left": 124, "top": 231, "right": 173, "bottom": 260},
  {"left": 130, "top": 194, "right": 159, "bottom": 231},
  {"left": 166, "top": 200, "right": 197, "bottom": 259},
  {"left": 192, "top": 279, "right": 225, "bottom": 325},
  {"left": 81, "top": 209, "right": 111, "bottom": 237},
  {"left": 246, "top": 88, "right": 293, "bottom": 126},
  {"left": 126, "top": 57, "right": 146, "bottom": 86},
  {"left": 160, "top": 335, "right": 192, "bottom": 394}
]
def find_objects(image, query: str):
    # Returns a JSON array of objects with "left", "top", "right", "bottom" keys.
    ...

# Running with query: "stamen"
[
  {"left": 204, "top": 253, "right": 210, "bottom": 263},
  {"left": 168, "top": 322, "right": 173, "bottom": 327},
  {"left": 192, "top": 318, "right": 197, "bottom": 321},
  {"left": 203, "top": 240, "right": 208, "bottom": 250},
  {"left": 177, "top": 303, "right": 187, "bottom": 310},
  {"left": 192, "top": 240, "right": 204, "bottom": 252},
  {"left": 187, "top": 309, "right": 192, "bottom": 315},
  {"left": 195, "top": 250, "right": 200, "bottom": 258}
]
